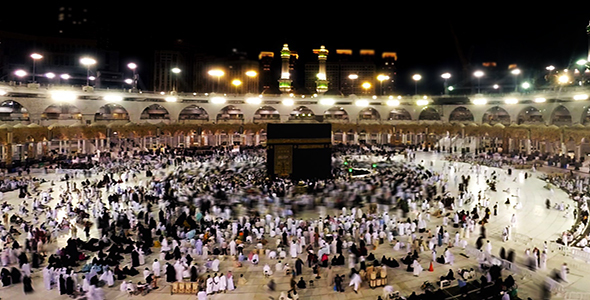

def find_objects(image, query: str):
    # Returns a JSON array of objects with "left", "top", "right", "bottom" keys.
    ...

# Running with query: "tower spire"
[
  {"left": 315, "top": 45, "right": 329, "bottom": 94},
  {"left": 278, "top": 44, "right": 292, "bottom": 93}
]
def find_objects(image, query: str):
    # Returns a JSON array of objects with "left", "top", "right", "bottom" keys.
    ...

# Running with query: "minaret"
[
  {"left": 278, "top": 44, "right": 292, "bottom": 93},
  {"left": 315, "top": 45, "right": 329, "bottom": 94},
  {"left": 587, "top": 20, "right": 590, "bottom": 62}
]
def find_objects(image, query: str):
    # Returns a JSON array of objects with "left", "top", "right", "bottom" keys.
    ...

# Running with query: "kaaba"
[{"left": 266, "top": 123, "right": 332, "bottom": 179}]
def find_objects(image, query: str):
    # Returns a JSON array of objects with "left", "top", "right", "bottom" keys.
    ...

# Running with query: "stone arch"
[
  {"left": 418, "top": 107, "right": 441, "bottom": 121},
  {"left": 217, "top": 105, "right": 244, "bottom": 122},
  {"left": 358, "top": 107, "right": 381, "bottom": 121},
  {"left": 550, "top": 105, "right": 572, "bottom": 126},
  {"left": 289, "top": 105, "right": 315, "bottom": 120},
  {"left": 482, "top": 106, "right": 510, "bottom": 125},
  {"left": 324, "top": 106, "right": 349, "bottom": 122},
  {"left": 448, "top": 106, "right": 474, "bottom": 122},
  {"left": 42, "top": 103, "right": 82, "bottom": 120},
  {"left": 95, "top": 103, "right": 130, "bottom": 121},
  {"left": 0, "top": 100, "right": 29, "bottom": 122},
  {"left": 253, "top": 106, "right": 280, "bottom": 122},
  {"left": 517, "top": 106, "right": 544, "bottom": 125},
  {"left": 140, "top": 104, "right": 170, "bottom": 120},
  {"left": 179, "top": 105, "right": 209, "bottom": 121},
  {"left": 388, "top": 108, "right": 412, "bottom": 121}
]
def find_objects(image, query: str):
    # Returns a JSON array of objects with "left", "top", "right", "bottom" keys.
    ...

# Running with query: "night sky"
[{"left": 1, "top": 3, "right": 589, "bottom": 94}]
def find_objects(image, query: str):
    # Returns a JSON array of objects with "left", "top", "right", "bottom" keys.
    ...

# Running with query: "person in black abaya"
[
  {"left": 66, "top": 274, "right": 74, "bottom": 295},
  {"left": 131, "top": 249, "right": 140, "bottom": 267},
  {"left": 23, "top": 275, "right": 33, "bottom": 294},
  {"left": 59, "top": 274, "right": 66, "bottom": 295},
  {"left": 190, "top": 265, "right": 198, "bottom": 282},
  {"left": 10, "top": 267, "right": 21, "bottom": 284},
  {"left": 173, "top": 246, "right": 181, "bottom": 260},
  {"left": 1, "top": 268, "right": 11, "bottom": 286},
  {"left": 295, "top": 257, "right": 303, "bottom": 276},
  {"left": 166, "top": 263, "right": 176, "bottom": 283}
]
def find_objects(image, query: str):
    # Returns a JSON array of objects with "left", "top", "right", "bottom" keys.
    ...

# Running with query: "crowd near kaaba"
[{"left": 0, "top": 143, "right": 584, "bottom": 300}]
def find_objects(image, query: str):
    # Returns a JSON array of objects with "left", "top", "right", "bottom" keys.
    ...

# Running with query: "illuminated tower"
[
  {"left": 278, "top": 44, "right": 292, "bottom": 93},
  {"left": 314, "top": 45, "right": 329, "bottom": 94},
  {"left": 587, "top": 20, "right": 590, "bottom": 61}
]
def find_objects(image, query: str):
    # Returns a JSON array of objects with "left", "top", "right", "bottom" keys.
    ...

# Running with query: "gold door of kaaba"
[{"left": 274, "top": 145, "right": 293, "bottom": 177}]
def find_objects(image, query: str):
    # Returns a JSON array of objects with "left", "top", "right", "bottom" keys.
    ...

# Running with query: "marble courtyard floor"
[{"left": 0, "top": 151, "right": 588, "bottom": 300}]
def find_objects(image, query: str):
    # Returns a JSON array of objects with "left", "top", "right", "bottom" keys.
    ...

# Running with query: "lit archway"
[
  {"left": 253, "top": 106, "right": 280, "bottom": 122},
  {"left": 482, "top": 106, "right": 510, "bottom": 125},
  {"left": 0, "top": 100, "right": 29, "bottom": 121},
  {"left": 550, "top": 105, "right": 571, "bottom": 126},
  {"left": 289, "top": 106, "right": 315, "bottom": 120},
  {"left": 418, "top": 107, "right": 440, "bottom": 121},
  {"left": 179, "top": 105, "right": 209, "bottom": 121},
  {"left": 388, "top": 108, "right": 411, "bottom": 121},
  {"left": 217, "top": 105, "right": 244, "bottom": 122},
  {"left": 324, "top": 106, "right": 349, "bottom": 122},
  {"left": 140, "top": 104, "right": 170, "bottom": 120},
  {"left": 42, "top": 103, "right": 82, "bottom": 120},
  {"left": 448, "top": 106, "right": 474, "bottom": 122},
  {"left": 95, "top": 103, "right": 130, "bottom": 121},
  {"left": 358, "top": 107, "right": 381, "bottom": 121},
  {"left": 517, "top": 106, "right": 543, "bottom": 125}
]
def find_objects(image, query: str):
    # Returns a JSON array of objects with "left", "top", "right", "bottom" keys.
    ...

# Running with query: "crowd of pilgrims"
[{"left": 0, "top": 146, "right": 524, "bottom": 299}]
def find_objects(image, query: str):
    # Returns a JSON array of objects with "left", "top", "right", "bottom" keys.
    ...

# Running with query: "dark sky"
[{"left": 1, "top": 3, "right": 589, "bottom": 94}]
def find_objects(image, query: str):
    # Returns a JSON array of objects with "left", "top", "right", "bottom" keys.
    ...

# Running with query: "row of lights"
[{"left": 472, "top": 94, "right": 589, "bottom": 105}]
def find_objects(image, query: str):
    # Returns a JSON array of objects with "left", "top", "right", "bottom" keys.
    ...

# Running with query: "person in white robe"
[
  {"left": 152, "top": 259, "right": 161, "bottom": 277},
  {"left": 290, "top": 240, "right": 298, "bottom": 258},
  {"left": 349, "top": 272, "right": 362, "bottom": 292},
  {"left": 227, "top": 271, "right": 235, "bottom": 291},
  {"left": 100, "top": 269, "right": 114, "bottom": 287},
  {"left": 198, "top": 290, "right": 208, "bottom": 300},
  {"left": 43, "top": 267, "right": 53, "bottom": 290},
  {"left": 412, "top": 259, "right": 423, "bottom": 276},
  {"left": 229, "top": 240, "right": 237, "bottom": 256},
  {"left": 174, "top": 261, "right": 184, "bottom": 282},
  {"left": 211, "top": 258, "right": 220, "bottom": 272},
  {"left": 206, "top": 275, "right": 213, "bottom": 294},
  {"left": 218, "top": 272, "right": 227, "bottom": 293},
  {"left": 212, "top": 274, "right": 220, "bottom": 293}
]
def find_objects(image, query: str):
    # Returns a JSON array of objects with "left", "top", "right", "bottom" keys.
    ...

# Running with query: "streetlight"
[
  {"left": 473, "top": 71, "right": 484, "bottom": 93},
  {"left": 412, "top": 74, "right": 421, "bottom": 95},
  {"left": 208, "top": 69, "right": 224, "bottom": 93},
  {"left": 30, "top": 53, "right": 42, "bottom": 83},
  {"left": 232, "top": 79, "right": 242, "bottom": 94},
  {"left": 127, "top": 62, "right": 138, "bottom": 91},
  {"left": 361, "top": 82, "right": 371, "bottom": 94},
  {"left": 377, "top": 74, "right": 389, "bottom": 95},
  {"left": 511, "top": 69, "right": 521, "bottom": 92},
  {"left": 246, "top": 70, "right": 257, "bottom": 93},
  {"left": 80, "top": 57, "right": 96, "bottom": 86},
  {"left": 171, "top": 67, "right": 181, "bottom": 92},
  {"left": 14, "top": 70, "right": 27, "bottom": 83},
  {"left": 441, "top": 73, "right": 451, "bottom": 95},
  {"left": 348, "top": 74, "right": 358, "bottom": 95}
]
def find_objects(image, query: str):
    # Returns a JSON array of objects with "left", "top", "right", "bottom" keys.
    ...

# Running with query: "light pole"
[
  {"left": 412, "top": 74, "right": 421, "bottom": 95},
  {"left": 127, "top": 62, "right": 138, "bottom": 91},
  {"left": 246, "top": 70, "right": 257, "bottom": 93},
  {"left": 30, "top": 53, "right": 42, "bottom": 83},
  {"left": 361, "top": 82, "right": 371, "bottom": 95},
  {"left": 377, "top": 74, "right": 389, "bottom": 95},
  {"left": 473, "top": 71, "right": 484, "bottom": 93},
  {"left": 80, "top": 57, "right": 96, "bottom": 86},
  {"left": 14, "top": 70, "right": 27, "bottom": 83},
  {"left": 441, "top": 72, "right": 451, "bottom": 95},
  {"left": 348, "top": 74, "right": 358, "bottom": 95},
  {"left": 511, "top": 69, "right": 521, "bottom": 92},
  {"left": 208, "top": 69, "right": 224, "bottom": 93},
  {"left": 232, "top": 79, "right": 242, "bottom": 94},
  {"left": 171, "top": 67, "right": 181, "bottom": 92}
]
